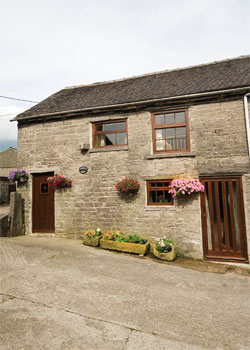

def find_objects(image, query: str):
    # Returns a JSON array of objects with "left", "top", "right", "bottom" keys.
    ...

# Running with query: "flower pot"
[
  {"left": 83, "top": 234, "right": 102, "bottom": 247},
  {"left": 153, "top": 244, "right": 177, "bottom": 261},
  {"left": 100, "top": 239, "right": 150, "bottom": 255}
]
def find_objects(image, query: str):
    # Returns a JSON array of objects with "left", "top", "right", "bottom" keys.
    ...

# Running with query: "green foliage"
[
  {"left": 248, "top": 269, "right": 250, "bottom": 275},
  {"left": 84, "top": 228, "right": 101, "bottom": 239},
  {"left": 177, "top": 251, "right": 185, "bottom": 258},
  {"left": 155, "top": 237, "right": 174, "bottom": 253},
  {"left": 103, "top": 232, "right": 147, "bottom": 244}
]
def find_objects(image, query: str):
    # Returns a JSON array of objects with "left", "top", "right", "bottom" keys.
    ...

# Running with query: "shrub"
[
  {"left": 168, "top": 178, "right": 204, "bottom": 198},
  {"left": 103, "top": 231, "right": 147, "bottom": 244},
  {"left": 8, "top": 169, "right": 29, "bottom": 184},
  {"left": 47, "top": 174, "right": 72, "bottom": 188},
  {"left": 115, "top": 177, "right": 140, "bottom": 196}
]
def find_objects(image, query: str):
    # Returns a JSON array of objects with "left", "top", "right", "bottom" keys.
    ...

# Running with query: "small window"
[
  {"left": 152, "top": 110, "right": 190, "bottom": 153},
  {"left": 40, "top": 183, "right": 49, "bottom": 194},
  {"left": 147, "top": 180, "right": 173, "bottom": 206},
  {"left": 93, "top": 120, "right": 128, "bottom": 148}
]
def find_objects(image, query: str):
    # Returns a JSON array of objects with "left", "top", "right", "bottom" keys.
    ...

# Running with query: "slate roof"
[{"left": 16, "top": 56, "right": 250, "bottom": 120}]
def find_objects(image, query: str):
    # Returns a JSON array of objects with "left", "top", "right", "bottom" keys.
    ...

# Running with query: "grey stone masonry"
[{"left": 17, "top": 99, "right": 250, "bottom": 259}]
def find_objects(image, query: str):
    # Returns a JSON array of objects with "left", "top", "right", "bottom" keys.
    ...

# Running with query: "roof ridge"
[{"left": 64, "top": 55, "right": 250, "bottom": 90}]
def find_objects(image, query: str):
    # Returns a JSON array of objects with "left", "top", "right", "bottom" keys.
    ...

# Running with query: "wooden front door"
[
  {"left": 32, "top": 173, "right": 55, "bottom": 233},
  {"left": 200, "top": 176, "right": 248, "bottom": 262}
]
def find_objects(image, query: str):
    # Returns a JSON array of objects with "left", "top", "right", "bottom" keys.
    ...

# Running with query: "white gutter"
[
  {"left": 12, "top": 86, "right": 249, "bottom": 122},
  {"left": 243, "top": 92, "right": 250, "bottom": 160}
]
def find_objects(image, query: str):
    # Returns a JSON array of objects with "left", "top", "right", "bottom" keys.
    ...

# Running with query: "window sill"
[
  {"left": 145, "top": 205, "right": 176, "bottom": 211},
  {"left": 146, "top": 152, "right": 196, "bottom": 159},
  {"left": 89, "top": 145, "right": 128, "bottom": 153}
]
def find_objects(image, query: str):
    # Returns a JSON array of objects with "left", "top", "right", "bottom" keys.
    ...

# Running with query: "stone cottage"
[
  {"left": 0, "top": 147, "right": 17, "bottom": 204},
  {"left": 15, "top": 56, "right": 250, "bottom": 263}
]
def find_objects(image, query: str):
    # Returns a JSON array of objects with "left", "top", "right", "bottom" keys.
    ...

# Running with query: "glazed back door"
[
  {"left": 32, "top": 173, "right": 55, "bottom": 233},
  {"left": 200, "top": 176, "right": 248, "bottom": 262}
]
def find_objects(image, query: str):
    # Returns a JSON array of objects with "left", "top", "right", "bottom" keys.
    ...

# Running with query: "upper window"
[
  {"left": 93, "top": 120, "right": 128, "bottom": 148},
  {"left": 152, "top": 110, "right": 190, "bottom": 153},
  {"left": 147, "top": 180, "right": 173, "bottom": 206}
]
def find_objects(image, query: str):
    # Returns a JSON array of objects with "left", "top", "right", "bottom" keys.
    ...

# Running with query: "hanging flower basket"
[
  {"left": 47, "top": 174, "right": 72, "bottom": 189},
  {"left": 168, "top": 178, "right": 204, "bottom": 198},
  {"left": 115, "top": 177, "right": 140, "bottom": 196},
  {"left": 8, "top": 169, "right": 29, "bottom": 185}
]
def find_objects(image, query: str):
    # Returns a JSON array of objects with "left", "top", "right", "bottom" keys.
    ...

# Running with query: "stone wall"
[
  {"left": 0, "top": 147, "right": 17, "bottom": 177},
  {"left": 0, "top": 177, "right": 9, "bottom": 204},
  {"left": 17, "top": 99, "right": 250, "bottom": 259}
]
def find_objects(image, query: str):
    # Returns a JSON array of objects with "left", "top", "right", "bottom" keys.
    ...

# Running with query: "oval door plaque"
[{"left": 79, "top": 166, "right": 88, "bottom": 174}]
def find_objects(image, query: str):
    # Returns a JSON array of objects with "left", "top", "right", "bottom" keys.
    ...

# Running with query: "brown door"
[
  {"left": 32, "top": 173, "right": 55, "bottom": 233},
  {"left": 200, "top": 176, "right": 248, "bottom": 262}
]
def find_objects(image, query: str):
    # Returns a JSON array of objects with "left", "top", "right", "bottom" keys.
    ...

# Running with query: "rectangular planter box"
[
  {"left": 100, "top": 239, "right": 150, "bottom": 255},
  {"left": 83, "top": 235, "right": 102, "bottom": 247},
  {"left": 153, "top": 244, "right": 177, "bottom": 261}
]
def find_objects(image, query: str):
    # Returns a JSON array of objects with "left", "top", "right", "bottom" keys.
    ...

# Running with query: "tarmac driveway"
[{"left": 0, "top": 237, "right": 249, "bottom": 350}]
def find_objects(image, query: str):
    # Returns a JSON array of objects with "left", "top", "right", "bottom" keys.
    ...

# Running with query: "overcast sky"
[{"left": 0, "top": 0, "right": 249, "bottom": 151}]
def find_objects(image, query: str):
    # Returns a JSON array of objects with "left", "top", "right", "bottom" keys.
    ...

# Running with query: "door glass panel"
[{"left": 41, "top": 183, "right": 48, "bottom": 194}]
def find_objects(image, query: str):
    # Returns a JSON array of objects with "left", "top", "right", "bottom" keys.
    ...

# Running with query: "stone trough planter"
[
  {"left": 83, "top": 234, "right": 102, "bottom": 247},
  {"left": 153, "top": 244, "right": 177, "bottom": 261},
  {"left": 100, "top": 239, "right": 150, "bottom": 255}
]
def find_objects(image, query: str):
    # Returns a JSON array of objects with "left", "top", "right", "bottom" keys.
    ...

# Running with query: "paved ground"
[{"left": 0, "top": 237, "right": 249, "bottom": 350}]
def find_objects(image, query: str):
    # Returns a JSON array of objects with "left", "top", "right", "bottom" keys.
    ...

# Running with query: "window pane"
[
  {"left": 156, "top": 139, "right": 166, "bottom": 151},
  {"left": 166, "top": 139, "right": 175, "bottom": 150},
  {"left": 155, "top": 115, "right": 164, "bottom": 125},
  {"left": 149, "top": 191, "right": 156, "bottom": 203},
  {"left": 176, "top": 127, "right": 186, "bottom": 136},
  {"left": 164, "top": 191, "right": 172, "bottom": 203},
  {"left": 155, "top": 129, "right": 165, "bottom": 139},
  {"left": 175, "top": 112, "right": 185, "bottom": 123},
  {"left": 176, "top": 127, "right": 186, "bottom": 149},
  {"left": 96, "top": 124, "right": 103, "bottom": 131},
  {"left": 95, "top": 135, "right": 105, "bottom": 147},
  {"left": 106, "top": 134, "right": 115, "bottom": 145},
  {"left": 104, "top": 123, "right": 116, "bottom": 131},
  {"left": 156, "top": 182, "right": 164, "bottom": 187},
  {"left": 116, "top": 122, "right": 125, "bottom": 130},
  {"left": 156, "top": 191, "right": 164, "bottom": 202},
  {"left": 166, "top": 128, "right": 175, "bottom": 137},
  {"left": 116, "top": 132, "right": 127, "bottom": 145},
  {"left": 165, "top": 113, "right": 174, "bottom": 124}
]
